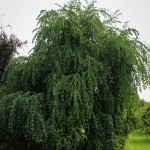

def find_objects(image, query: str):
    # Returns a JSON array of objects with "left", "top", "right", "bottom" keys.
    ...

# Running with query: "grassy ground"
[{"left": 125, "top": 130, "right": 150, "bottom": 150}]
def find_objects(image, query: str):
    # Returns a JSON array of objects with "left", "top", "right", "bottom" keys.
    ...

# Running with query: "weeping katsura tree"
[{"left": 0, "top": 0, "right": 149, "bottom": 149}]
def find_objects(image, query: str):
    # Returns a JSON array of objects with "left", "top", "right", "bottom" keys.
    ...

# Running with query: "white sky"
[{"left": 0, "top": 0, "right": 149, "bottom": 101}]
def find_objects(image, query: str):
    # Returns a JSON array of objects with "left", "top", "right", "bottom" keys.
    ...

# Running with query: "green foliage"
[
  {"left": 0, "top": 29, "right": 24, "bottom": 83},
  {"left": 0, "top": 92, "right": 46, "bottom": 144},
  {"left": 0, "top": 0, "right": 149, "bottom": 149},
  {"left": 141, "top": 102, "right": 150, "bottom": 134}
]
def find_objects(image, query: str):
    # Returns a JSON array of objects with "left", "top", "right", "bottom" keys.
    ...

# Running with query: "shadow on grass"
[{"left": 131, "top": 138, "right": 150, "bottom": 145}]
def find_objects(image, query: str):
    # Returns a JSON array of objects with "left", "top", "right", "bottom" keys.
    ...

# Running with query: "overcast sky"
[{"left": 0, "top": 0, "right": 149, "bottom": 101}]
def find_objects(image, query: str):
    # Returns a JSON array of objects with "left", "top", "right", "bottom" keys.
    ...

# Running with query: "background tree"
[
  {"left": 140, "top": 101, "right": 150, "bottom": 134},
  {"left": 0, "top": 0, "right": 149, "bottom": 149},
  {"left": 0, "top": 27, "right": 25, "bottom": 83}
]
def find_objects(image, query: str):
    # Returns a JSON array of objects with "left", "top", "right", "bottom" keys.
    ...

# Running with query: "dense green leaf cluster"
[
  {"left": 0, "top": 92, "right": 46, "bottom": 142},
  {"left": 0, "top": 0, "right": 149, "bottom": 149}
]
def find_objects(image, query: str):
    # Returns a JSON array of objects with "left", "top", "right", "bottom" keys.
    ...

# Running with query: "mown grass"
[{"left": 125, "top": 130, "right": 150, "bottom": 150}]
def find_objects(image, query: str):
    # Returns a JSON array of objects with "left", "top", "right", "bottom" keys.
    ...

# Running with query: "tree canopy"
[{"left": 0, "top": 0, "right": 149, "bottom": 149}]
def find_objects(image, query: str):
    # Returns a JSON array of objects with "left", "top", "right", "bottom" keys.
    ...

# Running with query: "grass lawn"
[{"left": 125, "top": 130, "right": 150, "bottom": 150}]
